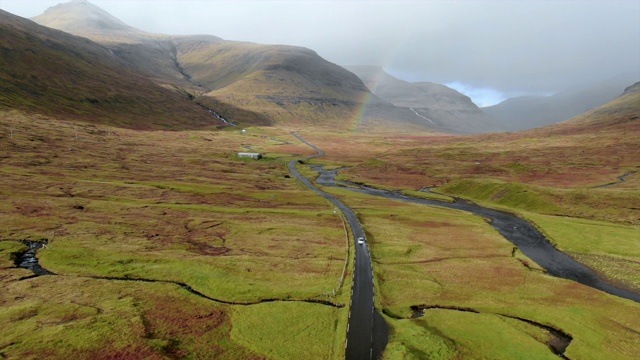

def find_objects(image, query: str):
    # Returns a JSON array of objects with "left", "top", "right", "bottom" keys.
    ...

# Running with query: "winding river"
[{"left": 311, "top": 165, "right": 640, "bottom": 304}]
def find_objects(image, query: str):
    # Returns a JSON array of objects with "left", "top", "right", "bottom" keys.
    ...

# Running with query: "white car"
[{"left": 357, "top": 237, "right": 365, "bottom": 245}]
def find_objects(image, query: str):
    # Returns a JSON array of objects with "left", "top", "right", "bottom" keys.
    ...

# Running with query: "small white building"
[{"left": 237, "top": 152, "right": 262, "bottom": 160}]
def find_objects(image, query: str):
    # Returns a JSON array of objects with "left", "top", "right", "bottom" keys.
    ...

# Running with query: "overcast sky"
[{"left": 2, "top": 0, "right": 639, "bottom": 106}]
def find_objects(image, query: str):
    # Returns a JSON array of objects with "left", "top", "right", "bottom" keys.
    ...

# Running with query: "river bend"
[{"left": 312, "top": 165, "right": 640, "bottom": 304}]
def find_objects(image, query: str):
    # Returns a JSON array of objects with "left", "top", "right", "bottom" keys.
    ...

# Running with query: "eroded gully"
[
  {"left": 311, "top": 164, "right": 640, "bottom": 304},
  {"left": 3, "top": 238, "right": 343, "bottom": 307}
]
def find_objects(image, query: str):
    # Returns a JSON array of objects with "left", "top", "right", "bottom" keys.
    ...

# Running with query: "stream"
[
  {"left": 593, "top": 170, "right": 637, "bottom": 188},
  {"left": 310, "top": 165, "right": 640, "bottom": 304},
  {"left": 12, "top": 240, "right": 54, "bottom": 276}
]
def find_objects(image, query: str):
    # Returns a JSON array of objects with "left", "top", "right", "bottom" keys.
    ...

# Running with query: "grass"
[
  {"left": 0, "top": 276, "right": 261, "bottom": 359},
  {"left": 400, "top": 189, "right": 455, "bottom": 203},
  {"left": 527, "top": 214, "right": 640, "bottom": 291},
  {"left": 0, "top": 111, "right": 348, "bottom": 358},
  {"left": 384, "top": 310, "right": 560, "bottom": 360},
  {"left": 313, "top": 184, "right": 640, "bottom": 360},
  {"left": 231, "top": 302, "right": 344, "bottom": 359},
  {"left": 435, "top": 178, "right": 640, "bottom": 225},
  {"left": 2, "top": 86, "right": 638, "bottom": 358},
  {"left": 437, "top": 179, "right": 562, "bottom": 213}
]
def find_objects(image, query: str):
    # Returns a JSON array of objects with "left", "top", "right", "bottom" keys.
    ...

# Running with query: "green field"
[
  {"left": 0, "top": 112, "right": 349, "bottom": 359},
  {"left": 316, "top": 188, "right": 640, "bottom": 359},
  {"left": 2, "top": 108, "right": 640, "bottom": 359}
]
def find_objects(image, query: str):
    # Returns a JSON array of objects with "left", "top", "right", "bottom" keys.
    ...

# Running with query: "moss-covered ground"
[
  {"left": 317, "top": 187, "right": 640, "bottom": 359},
  {"left": 0, "top": 111, "right": 348, "bottom": 359}
]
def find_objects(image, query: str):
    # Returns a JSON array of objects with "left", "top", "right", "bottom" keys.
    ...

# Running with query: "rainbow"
[
  {"left": 347, "top": 68, "right": 390, "bottom": 131},
  {"left": 347, "top": 91, "right": 375, "bottom": 132}
]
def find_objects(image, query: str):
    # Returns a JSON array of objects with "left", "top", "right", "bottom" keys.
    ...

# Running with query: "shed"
[{"left": 237, "top": 152, "right": 262, "bottom": 160}]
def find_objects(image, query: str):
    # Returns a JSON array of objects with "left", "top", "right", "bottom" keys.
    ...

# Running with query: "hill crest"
[
  {"left": 0, "top": 9, "right": 224, "bottom": 129},
  {"left": 483, "top": 73, "right": 640, "bottom": 131},
  {"left": 347, "top": 65, "right": 504, "bottom": 133},
  {"left": 32, "top": 0, "right": 150, "bottom": 42},
  {"left": 30, "top": 1, "right": 438, "bottom": 131}
]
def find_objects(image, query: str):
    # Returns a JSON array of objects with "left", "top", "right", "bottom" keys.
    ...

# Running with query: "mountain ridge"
[
  {"left": 483, "top": 73, "right": 640, "bottom": 131},
  {"left": 347, "top": 65, "right": 504, "bottom": 133},
  {"left": 0, "top": 9, "right": 223, "bottom": 129},
  {"left": 32, "top": 0, "right": 154, "bottom": 43},
  {"left": 30, "top": 1, "right": 438, "bottom": 131}
]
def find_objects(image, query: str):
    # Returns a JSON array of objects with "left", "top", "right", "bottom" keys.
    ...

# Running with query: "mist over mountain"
[
  {"left": 483, "top": 73, "right": 640, "bottom": 131},
  {"left": 26, "top": 0, "right": 442, "bottom": 131},
  {"left": 5, "top": 0, "right": 635, "bottom": 133},
  {"left": 347, "top": 66, "right": 504, "bottom": 133},
  {"left": 32, "top": 0, "right": 148, "bottom": 42},
  {"left": 4, "top": 0, "right": 639, "bottom": 110}
]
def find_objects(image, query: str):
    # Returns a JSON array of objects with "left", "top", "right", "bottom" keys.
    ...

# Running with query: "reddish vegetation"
[
  {"left": 86, "top": 346, "right": 166, "bottom": 360},
  {"left": 305, "top": 92, "right": 639, "bottom": 189},
  {"left": 142, "top": 296, "right": 226, "bottom": 338}
]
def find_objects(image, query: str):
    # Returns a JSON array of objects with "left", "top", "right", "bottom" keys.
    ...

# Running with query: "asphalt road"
[{"left": 288, "top": 133, "right": 388, "bottom": 360}]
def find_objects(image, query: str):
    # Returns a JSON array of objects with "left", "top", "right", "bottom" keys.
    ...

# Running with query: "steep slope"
[
  {"left": 31, "top": 1, "right": 435, "bottom": 131},
  {"left": 536, "top": 81, "right": 640, "bottom": 135},
  {"left": 0, "top": 10, "right": 223, "bottom": 129},
  {"left": 483, "top": 73, "right": 640, "bottom": 131},
  {"left": 32, "top": 1, "right": 215, "bottom": 91},
  {"left": 347, "top": 65, "right": 504, "bottom": 133},
  {"left": 31, "top": 0, "right": 150, "bottom": 43}
]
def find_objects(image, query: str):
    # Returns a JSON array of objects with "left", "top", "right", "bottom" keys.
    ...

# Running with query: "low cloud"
[{"left": 3, "top": 0, "right": 639, "bottom": 100}]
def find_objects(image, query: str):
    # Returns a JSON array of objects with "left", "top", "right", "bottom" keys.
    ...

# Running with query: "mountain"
[
  {"left": 483, "top": 73, "right": 640, "bottom": 131},
  {"left": 539, "top": 81, "right": 640, "bottom": 135},
  {"left": 31, "top": 0, "right": 149, "bottom": 42},
  {"left": 0, "top": 9, "right": 223, "bottom": 129},
  {"left": 346, "top": 66, "right": 504, "bottom": 133},
  {"left": 30, "top": 1, "right": 435, "bottom": 131}
]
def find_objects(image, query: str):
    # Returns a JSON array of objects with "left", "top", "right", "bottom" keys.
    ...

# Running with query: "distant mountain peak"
[
  {"left": 624, "top": 81, "right": 640, "bottom": 94},
  {"left": 346, "top": 65, "right": 504, "bottom": 133},
  {"left": 33, "top": 0, "right": 146, "bottom": 41}
]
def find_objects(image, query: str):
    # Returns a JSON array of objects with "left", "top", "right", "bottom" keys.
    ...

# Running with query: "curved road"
[{"left": 288, "top": 133, "right": 387, "bottom": 360}]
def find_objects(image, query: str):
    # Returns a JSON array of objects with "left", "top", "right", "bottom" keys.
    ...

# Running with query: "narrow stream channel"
[
  {"left": 12, "top": 240, "right": 54, "bottom": 276},
  {"left": 311, "top": 165, "right": 640, "bottom": 304}
]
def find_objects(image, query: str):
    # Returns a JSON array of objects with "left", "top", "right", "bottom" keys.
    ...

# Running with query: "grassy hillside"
[
  {"left": 0, "top": 10, "right": 221, "bottom": 129},
  {"left": 483, "top": 74, "right": 639, "bottom": 131},
  {"left": 29, "top": 2, "right": 435, "bottom": 131},
  {"left": 282, "top": 89, "right": 640, "bottom": 358},
  {"left": 175, "top": 39, "right": 375, "bottom": 128},
  {"left": 317, "top": 86, "right": 640, "bottom": 224},
  {"left": 542, "top": 81, "right": 640, "bottom": 133}
]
